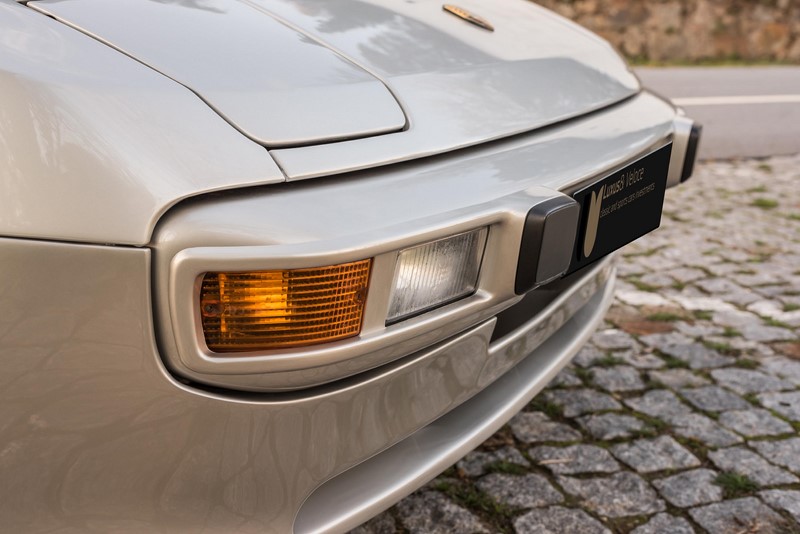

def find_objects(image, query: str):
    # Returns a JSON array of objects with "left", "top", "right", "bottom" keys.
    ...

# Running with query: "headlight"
[{"left": 387, "top": 228, "right": 488, "bottom": 323}]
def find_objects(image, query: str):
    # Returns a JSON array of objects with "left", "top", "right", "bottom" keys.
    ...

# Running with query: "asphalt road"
[{"left": 635, "top": 67, "right": 800, "bottom": 160}]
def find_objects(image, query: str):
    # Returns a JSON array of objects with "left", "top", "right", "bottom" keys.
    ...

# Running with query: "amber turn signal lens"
[{"left": 200, "top": 259, "right": 372, "bottom": 353}]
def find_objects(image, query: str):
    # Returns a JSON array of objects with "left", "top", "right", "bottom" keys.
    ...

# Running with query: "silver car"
[{"left": 0, "top": 0, "right": 700, "bottom": 531}]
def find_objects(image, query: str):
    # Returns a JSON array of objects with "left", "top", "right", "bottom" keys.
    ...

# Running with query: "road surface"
[{"left": 635, "top": 67, "right": 800, "bottom": 160}]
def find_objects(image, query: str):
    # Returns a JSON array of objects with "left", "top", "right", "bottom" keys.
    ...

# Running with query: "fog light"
[
  {"left": 200, "top": 259, "right": 372, "bottom": 353},
  {"left": 387, "top": 228, "right": 488, "bottom": 323}
]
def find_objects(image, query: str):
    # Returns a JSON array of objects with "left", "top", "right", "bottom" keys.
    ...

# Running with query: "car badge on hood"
[{"left": 442, "top": 5, "right": 495, "bottom": 32}]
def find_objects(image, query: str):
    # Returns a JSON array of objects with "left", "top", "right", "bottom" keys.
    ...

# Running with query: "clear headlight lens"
[{"left": 387, "top": 228, "right": 488, "bottom": 323}]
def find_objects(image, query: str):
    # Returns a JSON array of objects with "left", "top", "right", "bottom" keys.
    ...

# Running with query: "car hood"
[{"left": 31, "top": 0, "right": 639, "bottom": 153}]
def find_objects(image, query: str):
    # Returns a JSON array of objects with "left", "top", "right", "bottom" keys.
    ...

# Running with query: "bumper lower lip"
[{"left": 294, "top": 257, "right": 616, "bottom": 533}]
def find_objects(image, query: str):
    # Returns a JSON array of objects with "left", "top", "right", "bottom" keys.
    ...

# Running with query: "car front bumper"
[{"left": 0, "top": 91, "right": 696, "bottom": 532}]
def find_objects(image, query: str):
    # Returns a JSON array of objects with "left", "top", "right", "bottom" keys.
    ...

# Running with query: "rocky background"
[{"left": 535, "top": 0, "right": 800, "bottom": 63}]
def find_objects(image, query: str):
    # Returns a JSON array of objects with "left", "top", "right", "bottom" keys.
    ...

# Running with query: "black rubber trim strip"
[{"left": 681, "top": 123, "right": 702, "bottom": 183}]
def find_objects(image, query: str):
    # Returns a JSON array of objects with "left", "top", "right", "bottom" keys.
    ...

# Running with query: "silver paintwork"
[
  {"left": 297, "top": 262, "right": 616, "bottom": 533},
  {"left": 30, "top": 0, "right": 407, "bottom": 148},
  {"left": 0, "top": 235, "right": 611, "bottom": 532},
  {"left": 0, "top": 0, "right": 699, "bottom": 530},
  {"left": 0, "top": 0, "right": 283, "bottom": 246}
]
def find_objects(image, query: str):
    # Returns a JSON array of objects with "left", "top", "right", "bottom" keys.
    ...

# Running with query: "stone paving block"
[
  {"left": 680, "top": 386, "right": 751, "bottom": 412},
  {"left": 708, "top": 446, "right": 799, "bottom": 486},
  {"left": 674, "top": 321, "right": 724, "bottom": 338},
  {"left": 611, "top": 436, "right": 700, "bottom": 473},
  {"left": 549, "top": 367, "right": 583, "bottom": 387},
  {"left": 542, "top": 389, "right": 621, "bottom": 418},
  {"left": 749, "top": 438, "right": 800, "bottom": 474},
  {"left": 476, "top": 473, "right": 563, "bottom": 509},
  {"left": 695, "top": 278, "right": 746, "bottom": 294},
  {"left": 652, "top": 468, "right": 722, "bottom": 508},
  {"left": 718, "top": 409, "right": 794, "bottom": 437},
  {"left": 396, "top": 491, "right": 488, "bottom": 534},
  {"left": 666, "top": 267, "right": 706, "bottom": 284},
  {"left": 670, "top": 294, "right": 736, "bottom": 312},
  {"left": 639, "top": 331, "right": 692, "bottom": 349},
  {"left": 529, "top": 445, "right": 619, "bottom": 475},
  {"left": 509, "top": 412, "right": 581, "bottom": 444},
  {"left": 512, "top": 506, "right": 610, "bottom": 534},
  {"left": 616, "top": 290, "right": 672, "bottom": 307},
  {"left": 711, "top": 309, "right": 763, "bottom": 329},
  {"left": 623, "top": 390, "right": 693, "bottom": 419},
  {"left": 710, "top": 368, "right": 795, "bottom": 395},
  {"left": 659, "top": 343, "right": 735, "bottom": 369},
  {"left": 557, "top": 472, "right": 666, "bottom": 518},
  {"left": 577, "top": 413, "right": 646, "bottom": 440},
  {"left": 630, "top": 513, "right": 695, "bottom": 534},
  {"left": 759, "top": 356, "right": 800, "bottom": 386},
  {"left": 572, "top": 345, "right": 605, "bottom": 368},
  {"left": 617, "top": 350, "right": 666, "bottom": 369},
  {"left": 666, "top": 413, "right": 742, "bottom": 447},
  {"left": 758, "top": 391, "right": 800, "bottom": 421},
  {"left": 759, "top": 490, "right": 800, "bottom": 524},
  {"left": 350, "top": 511, "right": 396, "bottom": 534},
  {"left": 689, "top": 497, "right": 789, "bottom": 534},
  {"left": 457, "top": 446, "right": 530, "bottom": 478},
  {"left": 590, "top": 365, "right": 644, "bottom": 392},
  {"left": 647, "top": 369, "right": 708, "bottom": 389},
  {"left": 739, "top": 323, "right": 797, "bottom": 342},
  {"left": 591, "top": 329, "right": 639, "bottom": 351}
]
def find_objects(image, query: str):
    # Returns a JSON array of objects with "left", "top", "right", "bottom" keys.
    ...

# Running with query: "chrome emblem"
[{"left": 443, "top": 5, "right": 494, "bottom": 32}]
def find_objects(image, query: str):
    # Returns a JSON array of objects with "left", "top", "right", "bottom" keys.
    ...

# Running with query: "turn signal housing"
[{"left": 200, "top": 259, "right": 372, "bottom": 353}]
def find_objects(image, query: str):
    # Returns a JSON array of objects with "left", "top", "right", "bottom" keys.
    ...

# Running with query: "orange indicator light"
[{"left": 200, "top": 259, "right": 372, "bottom": 353}]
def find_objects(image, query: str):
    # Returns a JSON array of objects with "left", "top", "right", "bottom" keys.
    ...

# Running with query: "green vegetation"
[
  {"left": 714, "top": 472, "right": 759, "bottom": 498},
  {"left": 647, "top": 312, "right": 684, "bottom": 322},
  {"left": 722, "top": 327, "right": 742, "bottom": 338},
  {"left": 747, "top": 184, "right": 769, "bottom": 192},
  {"left": 783, "top": 303, "right": 800, "bottom": 312},
  {"left": 693, "top": 310, "right": 713, "bottom": 321},
  {"left": 595, "top": 355, "right": 626, "bottom": 367},
  {"left": 529, "top": 397, "right": 563, "bottom": 420},
  {"left": 755, "top": 164, "right": 772, "bottom": 174},
  {"left": 661, "top": 355, "right": 690, "bottom": 369},
  {"left": 734, "top": 358, "right": 758, "bottom": 370},
  {"left": 703, "top": 340, "right": 738, "bottom": 355},
  {"left": 751, "top": 198, "right": 779, "bottom": 209},
  {"left": 485, "top": 460, "right": 528, "bottom": 476}
]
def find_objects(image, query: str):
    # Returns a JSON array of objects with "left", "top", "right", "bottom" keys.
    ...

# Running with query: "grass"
[
  {"left": 715, "top": 472, "right": 759, "bottom": 498},
  {"left": 703, "top": 340, "right": 738, "bottom": 355},
  {"left": 430, "top": 479, "right": 515, "bottom": 528},
  {"left": 788, "top": 214, "right": 800, "bottom": 221},
  {"left": 751, "top": 198, "right": 779, "bottom": 209},
  {"left": 485, "top": 460, "right": 528, "bottom": 476},
  {"left": 595, "top": 355, "right": 626, "bottom": 367},
  {"left": 529, "top": 397, "right": 563, "bottom": 420},
  {"left": 747, "top": 184, "right": 769, "bottom": 192},
  {"left": 734, "top": 358, "right": 759, "bottom": 370},
  {"left": 630, "top": 279, "right": 660, "bottom": 292},
  {"left": 765, "top": 317, "right": 792, "bottom": 328},
  {"left": 647, "top": 312, "right": 684, "bottom": 322},
  {"left": 661, "top": 355, "right": 691, "bottom": 369},
  {"left": 784, "top": 303, "right": 800, "bottom": 312},
  {"left": 574, "top": 367, "right": 593, "bottom": 383},
  {"left": 693, "top": 310, "right": 713, "bottom": 321},
  {"left": 722, "top": 327, "right": 742, "bottom": 338}
]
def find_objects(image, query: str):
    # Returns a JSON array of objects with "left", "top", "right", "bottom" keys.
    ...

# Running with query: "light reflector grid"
[
  {"left": 200, "top": 259, "right": 372, "bottom": 353},
  {"left": 387, "top": 228, "right": 488, "bottom": 324}
]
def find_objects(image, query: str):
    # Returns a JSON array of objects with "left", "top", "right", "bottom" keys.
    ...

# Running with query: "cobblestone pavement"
[{"left": 355, "top": 155, "right": 800, "bottom": 534}]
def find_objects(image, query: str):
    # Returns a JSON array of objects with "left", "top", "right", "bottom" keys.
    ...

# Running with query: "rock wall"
[{"left": 535, "top": 0, "right": 800, "bottom": 63}]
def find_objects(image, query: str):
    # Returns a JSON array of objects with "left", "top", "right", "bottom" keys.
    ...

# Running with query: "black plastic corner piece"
[
  {"left": 514, "top": 197, "right": 580, "bottom": 295},
  {"left": 681, "top": 123, "right": 702, "bottom": 183}
]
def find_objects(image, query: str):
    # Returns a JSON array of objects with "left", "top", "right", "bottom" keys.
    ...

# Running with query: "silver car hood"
[{"left": 31, "top": 0, "right": 639, "bottom": 153}]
